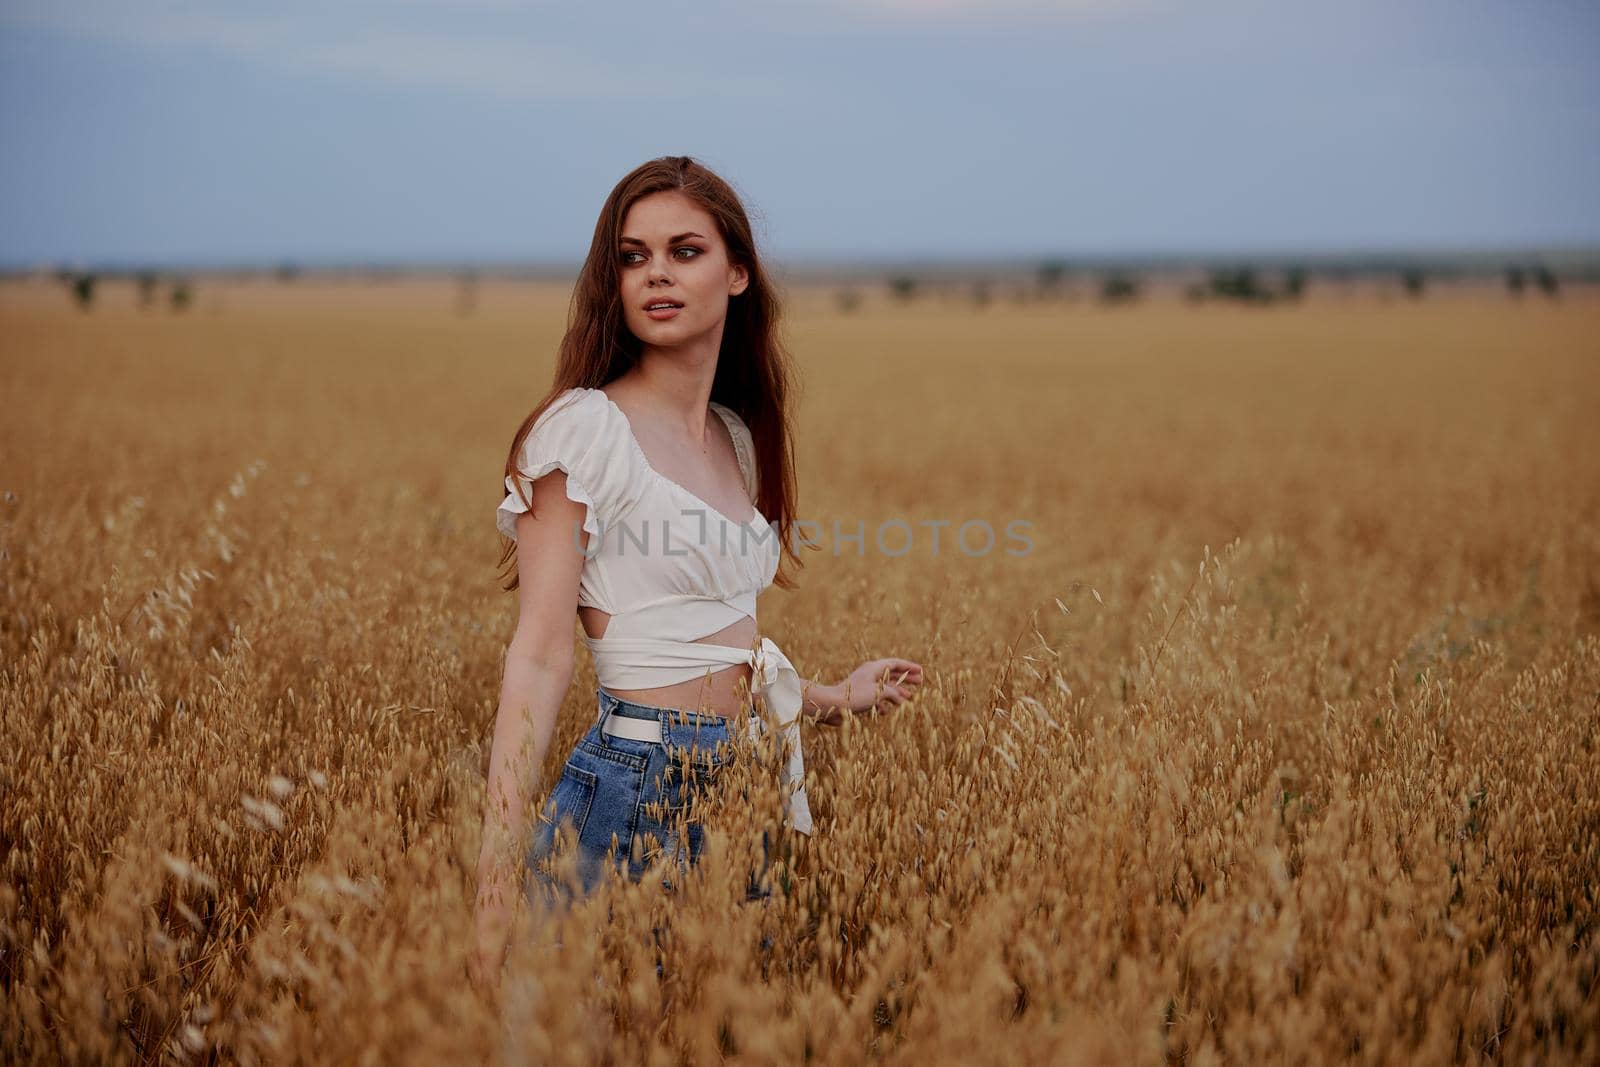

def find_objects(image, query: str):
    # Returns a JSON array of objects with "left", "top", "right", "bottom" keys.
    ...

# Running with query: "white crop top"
[{"left": 497, "top": 386, "right": 814, "bottom": 834}]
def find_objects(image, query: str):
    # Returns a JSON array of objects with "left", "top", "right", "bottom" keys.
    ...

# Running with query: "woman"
[{"left": 472, "top": 156, "right": 923, "bottom": 987}]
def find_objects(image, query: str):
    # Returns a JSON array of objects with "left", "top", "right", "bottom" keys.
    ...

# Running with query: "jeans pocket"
[{"left": 527, "top": 760, "right": 598, "bottom": 878}]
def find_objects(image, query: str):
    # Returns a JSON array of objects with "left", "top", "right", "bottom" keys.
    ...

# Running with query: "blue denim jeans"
[{"left": 524, "top": 686, "right": 775, "bottom": 911}]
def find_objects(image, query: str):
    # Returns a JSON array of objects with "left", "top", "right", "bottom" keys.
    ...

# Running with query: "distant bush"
[
  {"left": 1282, "top": 267, "right": 1307, "bottom": 301},
  {"left": 835, "top": 289, "right": 861, "bottom": 314},
  {"left": 1532, "top": 266, "right": 1560, "bottom": 298},
  {"left": 1401, "top": 269, "right": 1426, "bottom": 299},
  {"left": 170, "top": 280, "right": 192, "bottom": 312},
  {"left": 1036, "top": 259, "right": 1068, "bottom": 296},
  {"left": 1503, "top": 266, "right": 1561, "bottom": 299},
  {"left": 68, "top": 273, "right": 96, "bottom": 310},
  {"left": 887, "top": 275, "right": 918, "bottom": 302},
  {"left": 1206, "top": 267, "right": 1276, "bottom": 304},
  {"left": 1098, "top": 273, "right": 1141, "bottom": 305},
  {"left": 136, "top": 271, "right": 159, "bottom": 308}
]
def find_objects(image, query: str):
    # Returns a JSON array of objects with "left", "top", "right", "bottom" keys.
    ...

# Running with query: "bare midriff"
[{"left": 577, "top": 608, "right": 756, "bottom": 720}]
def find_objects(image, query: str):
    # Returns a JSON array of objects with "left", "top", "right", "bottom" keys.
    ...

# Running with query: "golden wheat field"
[{"left": 1, "top": 275, "right": 1597, "bottom": 1065}]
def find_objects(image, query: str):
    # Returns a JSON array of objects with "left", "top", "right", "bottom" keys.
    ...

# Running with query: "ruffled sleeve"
[{"left": 497, "top": 389, "right": 611, "bottom": 549}]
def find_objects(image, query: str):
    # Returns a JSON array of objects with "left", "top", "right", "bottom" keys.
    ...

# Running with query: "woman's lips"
[{"left": 645, "top": 304, "right": 682, "bottom": 320}]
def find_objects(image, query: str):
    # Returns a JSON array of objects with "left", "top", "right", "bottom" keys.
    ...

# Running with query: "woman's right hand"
[{"left": 469, "top": 867, "right": 514, "bottom": 993}]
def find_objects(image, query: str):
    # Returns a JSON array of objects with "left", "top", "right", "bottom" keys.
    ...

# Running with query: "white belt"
[
  {"left": 599, "top": 709, "right": 754, "bottom": 743},
  {"left": 599, "top": 712, "right": 666, "bottom": 743}
]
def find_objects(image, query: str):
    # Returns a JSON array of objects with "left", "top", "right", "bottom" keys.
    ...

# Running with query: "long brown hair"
[{"left": 497, "top": 155, "right": 803, "bottom": 593}]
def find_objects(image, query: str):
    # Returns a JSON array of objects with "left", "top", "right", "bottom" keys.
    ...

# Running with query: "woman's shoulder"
[
  {"left": 540, "top": 385, "right": 606, "bottom": 423},
  {"left": 518, "top": 386, "right": 636, "bottom": 472},
  {"left": 707, "top": 397, "right": 739, "bottom": 423},
  {"left": 529, "top": 387, "right": 626, "bottom": 446},
  {"left": 707, "top": 400, "right": 757, "bottom": 498},
  {"left": 707, "top": 398, "right": 754, "bottom": 447}
]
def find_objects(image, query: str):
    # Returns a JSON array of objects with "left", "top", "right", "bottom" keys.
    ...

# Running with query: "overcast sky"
[{"left": 2, "top": 0, "right": 1597, "bottom": 268}]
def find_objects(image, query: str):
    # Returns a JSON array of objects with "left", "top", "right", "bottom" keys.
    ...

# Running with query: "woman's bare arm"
[{"left": 473, "top": 469, "right": 591, "bottom": 987}]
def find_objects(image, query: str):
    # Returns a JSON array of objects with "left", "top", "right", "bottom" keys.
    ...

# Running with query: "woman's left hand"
[{"left": 810, "top": 658, "right": 923, "bottom": 724}]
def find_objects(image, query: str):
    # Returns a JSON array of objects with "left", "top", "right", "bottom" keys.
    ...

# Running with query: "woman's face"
[{"left": 617, "top": 190, "right": 748, "bottom": 349}]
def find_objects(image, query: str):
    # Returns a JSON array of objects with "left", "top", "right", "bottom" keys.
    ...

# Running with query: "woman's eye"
[{"left": 620, "top": 247, "right": 699, "bottom": 264}]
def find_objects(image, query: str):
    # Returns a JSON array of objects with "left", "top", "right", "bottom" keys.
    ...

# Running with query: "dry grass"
[{"left": 1, "top": 276, "right": 1597, "bottom": 1065}]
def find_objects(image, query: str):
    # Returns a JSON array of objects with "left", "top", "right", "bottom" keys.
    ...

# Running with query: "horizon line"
[{"left": 6, "top": 241, "right": 1600, "bottom": 280}]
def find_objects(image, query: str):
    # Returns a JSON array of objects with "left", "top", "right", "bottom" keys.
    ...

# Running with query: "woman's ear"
[{"left": 730, "top": 264, "right": 749, "bottom": 296}]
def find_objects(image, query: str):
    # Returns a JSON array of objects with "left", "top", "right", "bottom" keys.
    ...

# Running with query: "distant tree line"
[
  {"left": 54, "top": 269, "right": 194, "bottom": 312},
  {"left": 1185, "top": 267, "right": 1303, "bottom": 305},
  {"left": 1505, "top": 265, "right": 1561, "bottom": 298},
  {"left": 33, "top": 256, "right": 1573, "bottom": 317},
  {"left": 868, "top": 258, "right": 1571, "bottom": 312}
]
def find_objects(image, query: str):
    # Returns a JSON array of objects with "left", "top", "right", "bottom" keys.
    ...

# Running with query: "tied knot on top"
[
  {"left": 746, "top": 636, "right": 814, "bottom": 836},
  {"left": 585, "top": 631, "right": 816, "bottom": 836}
]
